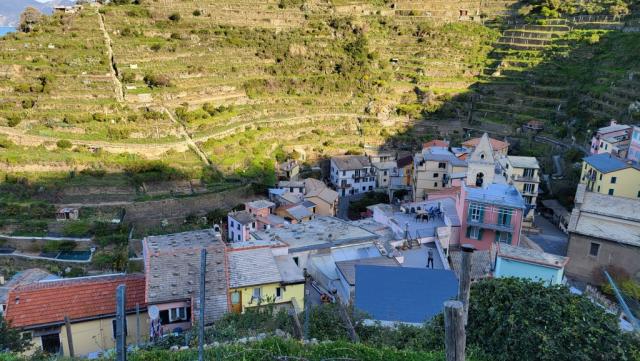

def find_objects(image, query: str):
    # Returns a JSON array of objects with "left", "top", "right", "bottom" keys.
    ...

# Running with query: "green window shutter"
[
  {"left": 479, "top": 206, "right": 485, "bottom": 222},
  {"left": 478, "top": 228, "right": 484, "bottom": 240},
  {"left": 505, "top": 209, "right": 512, "bottom": 226},
  {"left": 507, "top": 232, "right": 513, "bottom": 244},
  {"left": 495, "top": 231, "right": 501, "bottom": 243},
  {"left": 466, "top": 226, "right": 471, "bottom": 238},
  {"left": 467, "top": 204, "right": 473, "bottom": 223}
]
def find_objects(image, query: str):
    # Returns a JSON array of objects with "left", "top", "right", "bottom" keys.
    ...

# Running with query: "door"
[
  {"left": 231, "top": 291, "right": 242, "bottom": 313},
  {"left": 41, "top": 333, "right": 61, "bottom": 354}
]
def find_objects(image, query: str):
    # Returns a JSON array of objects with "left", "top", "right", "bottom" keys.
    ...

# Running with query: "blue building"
[
  {"left": 494, "top": 243, "right": 568, "bottom": 285},
  {"left": 355, "top": 265, "right": 458, "bottom": 325}
]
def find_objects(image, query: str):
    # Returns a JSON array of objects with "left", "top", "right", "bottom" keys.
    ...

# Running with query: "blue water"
[{"left": 0, "top": 27, "right": 16, "bottom": 36}]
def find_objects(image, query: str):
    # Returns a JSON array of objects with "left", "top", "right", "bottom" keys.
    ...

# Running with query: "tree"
[
  {"left": 19, "top": 7, "right": 43, "bottom": 33},
  {"left": 0, "top": 314, "right": 31, "bottom": 352},
  {"left": 466, "top": 278, "right": 635, "bottom": 361},
  {"left": 56, "top": 139, "right": 72, "bottom": 149}
]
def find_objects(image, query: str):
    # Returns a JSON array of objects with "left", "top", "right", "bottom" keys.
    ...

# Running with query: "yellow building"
[
  {"left": 5, "top": 274, "right": 148, "bottom": 358},
  {"left": 580, "top": 153, "right": 640, "bottom": 199},
  {"left": 228, "top": 247, "right": 305, "bottom": 314},
  {"left": 499, "top": 156, "right": 540, "bottom": 226}
]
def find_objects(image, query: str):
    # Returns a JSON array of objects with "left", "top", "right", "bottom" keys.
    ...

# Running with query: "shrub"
[
  {"left": 192, "top": 9, "right": 202, "bottom": 16},
  {"left": 168, "top": 12, "right": 181, "bottom": 22},
  {"left": 6, "top": 117, "right": 21, "bottom": 127},
  {"left": 56, "top": 139, "right": 72, "bottom": 149},
  {"left": 144, "top": 73, "right": 172, "bottom": 88},
  {"left": 150, "top": 43, "right": 162, "bottom": 52}
]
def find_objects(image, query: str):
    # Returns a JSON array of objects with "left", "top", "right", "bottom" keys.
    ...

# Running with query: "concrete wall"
[
  {"left": 566, "top": 233, "right": 640, "bottom": 284},
  {"left": 123, "top": 186, "right": 254, "bottom": 229},
  {"left": 495, "top": 257, "right": 563, "bottom": 285}
]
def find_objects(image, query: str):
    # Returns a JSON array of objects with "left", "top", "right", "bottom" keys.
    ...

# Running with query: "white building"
[
  {"left": 227, "top": 211, "right": 256, "bottom": 242},
  {"left": 330, "top": 155, "right": 376, "bottom": 197}
]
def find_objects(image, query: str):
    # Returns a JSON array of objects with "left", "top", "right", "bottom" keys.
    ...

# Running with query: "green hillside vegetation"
[{"left": 0, "top": 0, "right": 638, "bottom": 186}]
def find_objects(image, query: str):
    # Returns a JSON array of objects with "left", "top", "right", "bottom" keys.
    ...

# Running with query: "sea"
[{"left": 0, "top": 26, "right": 16, "bottom": 36}]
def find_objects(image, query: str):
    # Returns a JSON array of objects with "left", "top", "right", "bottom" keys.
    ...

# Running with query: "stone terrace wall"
[{"left": 123, "top": 185, "right": 254, "bottom": 229}]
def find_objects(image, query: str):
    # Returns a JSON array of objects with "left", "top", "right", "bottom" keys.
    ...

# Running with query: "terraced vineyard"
[{"left": 0, "top": 0, "right": 638, "bottom": 183}]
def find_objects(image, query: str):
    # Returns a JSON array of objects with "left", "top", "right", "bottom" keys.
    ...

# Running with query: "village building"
[
  {"left": 565, "top": 184, "right": 640, "bottom": 284},
  {"left": 372, "top": 160, "right": 397, "bottom": 189},
  {"left": 227, "top": 247, "right": 304, "bottom": 313},
  {"left": 499, "top": 155, "right": 540, "bottom": 226},
  {"left": 460, "top": 183, "right": 526, "bottom": 251},
  {"left": 329, "top": 155, "right": 376, "bottom": 197},
  {"left": 494, "top": 243, "right": 568, "bottom": 285},
  {"left": 465, "top": 133, "right": 498, "bottom": 188},
  {"left": 540, "top": 199, "right": 570, "bottom": 233},
  {"left": 303, "top": 178, "right": 339, "bottom": 216},
  {"left": 412, "top": 146, "right": 467, "bottom": 201},
  {"left": 5, "top": 274, "right": 146, "bottom": 358},
  {"left": 227, "top": 210, "right": 256, "bottom": 242},
  {"left": 142, "top": 229, "right": 228, "bottom": 334},
  {"left": 277, "top": 180, "right": 305, "bottom": 195},
  {"left": 462, "top": 136, "right": 509, "bottom": 158},
  {"left": 0, "top": 269, "right": 58, "bottom": 316},
  {"left": 580, "top": 153, "right": 640, "bottom": 199},
  {"left": 590, "top": 120, "right": 632, "bottom": 156},
  {"left": 522, "top": 119, "right": 544, "bottom": 133},
  {"left": 627, "top": 125, "right": 640, "bottom": 162},
  {"left": 275, "top": 202, "right": 315, "bottom": 223},
  {"left": 55, "top": 207, "right": 79, "bottom": 221},
  {"left": 276, "top": 160, "right": 300, "bottom": 181},
  {"left": 389, "top": 154, "right": 413, "bottom": 191}
]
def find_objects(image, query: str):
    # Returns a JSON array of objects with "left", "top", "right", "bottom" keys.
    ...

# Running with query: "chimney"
[{"left": 610, "top": 120, "right": 617, "bottom": 126}]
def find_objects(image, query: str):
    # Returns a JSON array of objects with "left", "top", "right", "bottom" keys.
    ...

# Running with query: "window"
[
  {"left": 368, "top": 186, "right": 373, "bottom": 191},
  {"left": 231, "top": 292, "right": 241, "bottom": 305},
  {"left": 611, "top": 177, "right": 617, "bottom": 184},
  {"left": 293, "top": 256, "right": 299, "bottom": 266},
  {"left": 589, "top": 242, "right": 600, "bottom": 257},
  {"left": 475, "top": 172, "right": 484, "bottom": 187},
  {"left": 469, "top": 203, "right": 483, "bottom": 222},
  {"left": 237, "top": 234, "right": 240, "bottom": 241},
  {"left": 523, "top": 168, "right": 535, "bottom": 178},
  {"left": 599, "top": 174, "right": 602, "bottom": 181},
  {"left": 276, "top": 287, "right": 283, "bottom": 300},
  {"left": 480, "top": 153, "right": 485, "bottom": 160},
  {"left": 252, "top": 287, "right": 262, "bottom": 301},
  {"left": 236, "top": 223, "right": 240, "bottom": 231},
  {"left": 523, "top": 183, "right": 535, "bottom": 194},
  {"left": 290, "top": 187, "right": 294, "bottom": 192},
  {"left": 523, "top": 196, "right": 533, "bottom": 205},
  {"left": 433, "top": 182, "right": 438, "bottom": 187},
  {"left": 497, "top": 208, "right": 511, "bottom": 226},
  {"left": 438, "top": 162, "right": 446, "bottom": 169},
  {"left": 230, "top": 231, "right": 234, "bottom": 240},
  {"left": 383, "top": 171, "right": 388, "bottom": 176},
  {"left": 469, "top": 226, "right": 480, "bottom": 240},
  {"left": 608, "top": 189, "right": 614, "bottom": 195},
  {"left": 605, "top": 144, "right": 608, "bottom": 150},
  {"left": 169, "top": 307, "right": 188, "bottom": 322},
  {"left": 41, "top": 333, "right": 61, "bottom": 354},
  {"left": 496, "top": 231, "right": 510, "bottom": 243},
  {"left": 355, "top": 169, "right": 361, "bottom": 177},
  {"left": 637, "top": 191, "right": 640, "bottom": 198},
  {"left": 342, "top": 171, "right": 346, "bottom": 176},
  {"left": 433, "top": 173, "right": 439, "bottom": 178},
  {"left": 597, "top": 186, "right": 600, "bottom": 192}
]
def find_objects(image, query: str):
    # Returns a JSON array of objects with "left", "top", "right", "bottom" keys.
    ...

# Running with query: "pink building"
[
  {"left": 590, "top": 120, "right": 631, "bottom": 156},
  {"left": 460, "top": 183, "right": 526, "bottom": 251},
  {"left": 628, "top": 126, "right": 640, "bottom": 162}
]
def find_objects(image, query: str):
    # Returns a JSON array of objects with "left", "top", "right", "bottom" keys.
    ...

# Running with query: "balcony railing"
[
  {"left": 511, "top": 174, "right": 539, "bottom": 183},
  {"left": 467, "top": 219, "right": 514, "bottom": 233}
]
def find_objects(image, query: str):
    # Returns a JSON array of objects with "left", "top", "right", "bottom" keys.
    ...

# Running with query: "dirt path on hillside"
[
  {"left": 162, "top": 107, "right": 212, "bottom": 166},
  {"left": 97, "top": 8, "right": 124, "bottom": 103}
]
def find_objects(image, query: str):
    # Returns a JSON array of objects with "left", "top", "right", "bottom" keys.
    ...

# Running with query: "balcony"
[
  {"left": 467, "top": 219, "right": 514, "bottom": 233},
  {"left": 511, "top": 174, "right": 540, "bottom": 183}
]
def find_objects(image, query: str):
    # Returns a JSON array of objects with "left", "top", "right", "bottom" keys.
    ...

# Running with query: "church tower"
[{"left": 466, "top": 133, "right": 496, "bottom": 187}]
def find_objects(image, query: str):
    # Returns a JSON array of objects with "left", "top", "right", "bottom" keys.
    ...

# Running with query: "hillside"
[{"left": 0, "top": 0, "right": 638, "bottom": 184}]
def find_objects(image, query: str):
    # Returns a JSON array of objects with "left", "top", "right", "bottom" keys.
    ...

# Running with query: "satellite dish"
[{"left": 148, "top": 305, "right": 160, "bottom": 320}]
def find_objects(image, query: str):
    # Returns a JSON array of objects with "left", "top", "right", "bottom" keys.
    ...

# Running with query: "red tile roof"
[
  {"left": 462, "top": 137, "right": 509, "bottom": 151},
  {"left": 5, "top": 274, "right": 146, "bottom": 329},
  {"left": 423, "top": 140, "right": 449, "bottom": 149}
]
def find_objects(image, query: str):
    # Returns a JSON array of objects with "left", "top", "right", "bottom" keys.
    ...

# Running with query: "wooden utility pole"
[
  {"left": 444, "top": 300, "right": 466, "bottom": 361},
  {"left": 458, "top": 244, "right": 475, "bottom": 325},
  {"left": 198, "top": 249, "right": 207, "bottom": 361},
  {"left": 303, "top": 268, "right": 310, "bottom": 340},
  {"left": 64, "top": 316, "right": 75, "bottom": 358},
  {"left": 116, "top": 284, "right": 127, "bottom": 361},
  {"left": 135, "top": 303, "right": 140, "bottom": 347}
]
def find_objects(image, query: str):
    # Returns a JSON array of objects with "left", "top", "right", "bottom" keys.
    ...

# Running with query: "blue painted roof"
[
  {"left": 465, "top": 183, "right": 526, "bottom": 209},
  {"left": 583, "top": 153, "right": 640, "bottom": 173},
  {"left": 355, "top": 265, "right": 458, "bottom": 324}
]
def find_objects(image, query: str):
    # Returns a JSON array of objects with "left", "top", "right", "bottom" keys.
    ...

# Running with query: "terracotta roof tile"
[
  {"left": 5, "top": 274, "right": 145, "bottom": 329},
  {"left": 462, "top": 137, "right": 509, "bottom": 151}
]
